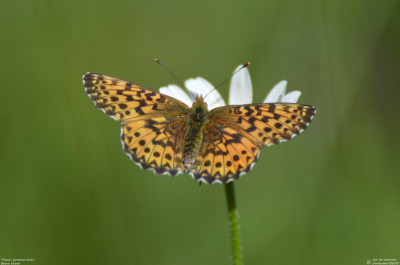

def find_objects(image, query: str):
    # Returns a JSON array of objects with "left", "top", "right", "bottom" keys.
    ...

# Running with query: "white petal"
[
  {"left": 185, "top": 77, "right": 213, "bottom": 97},
  {"left": 185, "top": 77, "right": 226, "bottom": 110},
  {"left": 282, "top": 91, "right": 301, "bottom": 103},
  {"left": 229, "top": 65, "right": 253, "bottom": 105},
  {"left": 159, "top": 84, "right": 194, "bottom": 107},
  {"left": 263, "top": 80, "right": 287, "bottom": 103}
]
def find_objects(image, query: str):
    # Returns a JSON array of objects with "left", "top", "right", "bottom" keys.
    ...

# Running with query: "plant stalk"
[{"left": 224, "top": 182, "right": 243, "bottom": 265}]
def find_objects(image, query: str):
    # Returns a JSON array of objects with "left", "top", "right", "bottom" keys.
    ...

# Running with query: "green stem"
[{"left": 224, "top": 182, "right": 243, "bottom": 265}]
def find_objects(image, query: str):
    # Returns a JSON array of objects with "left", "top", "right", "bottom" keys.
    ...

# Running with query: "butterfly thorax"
[{"left": 183, "top": 96, "right": 210, "bottom": 166}]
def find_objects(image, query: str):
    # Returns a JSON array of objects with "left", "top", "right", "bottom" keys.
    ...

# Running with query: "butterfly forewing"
[
  {"left": 83, "top": 73, "right": 188, "bottom": 122},
  {"left": 211, "top": 103, "right": 316, "bottom": 147}
]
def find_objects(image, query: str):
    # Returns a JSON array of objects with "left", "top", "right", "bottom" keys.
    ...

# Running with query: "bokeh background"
[{"left": 1, "top": 0, "right": 399, "bottom": 264}]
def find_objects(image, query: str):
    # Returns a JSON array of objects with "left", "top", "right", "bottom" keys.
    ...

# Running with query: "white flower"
[
  {"left": 262, "top": 80, "right": 301, "bottom": 104},
  {"left": 159, "top": 65, "right": 302, "bottom": 107}
]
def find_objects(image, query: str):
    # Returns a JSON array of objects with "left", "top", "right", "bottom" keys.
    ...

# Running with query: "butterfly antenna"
[
  {"left": 203, "top": 62, "right": 250, "bottom": 100},
  {"left": 154, "top": 58, "right": 196, "bottom": 100}
]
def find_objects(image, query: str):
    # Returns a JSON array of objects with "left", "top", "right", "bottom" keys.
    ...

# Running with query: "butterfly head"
[{"left": 189, "top": 95, "right": 209, "bottom": 125}]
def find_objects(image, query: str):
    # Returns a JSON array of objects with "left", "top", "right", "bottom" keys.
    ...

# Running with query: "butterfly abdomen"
[
  {"left": 182, "top": 99, "right": 210, "bottom": 166},
  {"left": 183, "top": 126, "right": 203, "bottom": 165}
]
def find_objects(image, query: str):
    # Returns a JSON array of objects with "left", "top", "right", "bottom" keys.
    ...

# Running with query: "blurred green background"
[{"left": 1, "top": 0, "right": 399, "bottom": 264}]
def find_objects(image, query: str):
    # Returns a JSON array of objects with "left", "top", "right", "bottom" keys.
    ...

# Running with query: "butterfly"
[{"left": 83, "top": 73, "right": 316, "bottom": 184}]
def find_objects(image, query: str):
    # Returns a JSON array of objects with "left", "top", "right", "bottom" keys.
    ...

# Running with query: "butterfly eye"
[{"left": 209, "top": 129, "right": 221, "bottom": 140}]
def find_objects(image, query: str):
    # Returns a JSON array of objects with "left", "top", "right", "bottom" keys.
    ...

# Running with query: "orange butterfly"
[{"left": 83, "top": 72, "right": 315, "bottom": 184}]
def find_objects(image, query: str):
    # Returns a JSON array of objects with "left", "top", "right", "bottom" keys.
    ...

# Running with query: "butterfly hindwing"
[
  {"left": 121, "top": 117, "right": 187, "bottom": 176},
  {"left": 189, "top": 125, "right": 260, "bottom": 184}
]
